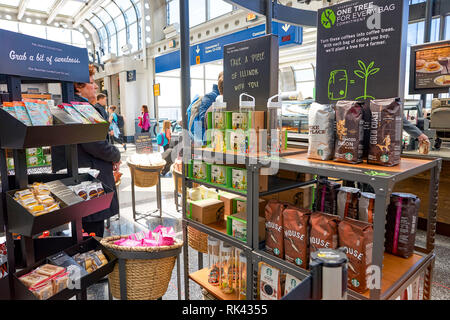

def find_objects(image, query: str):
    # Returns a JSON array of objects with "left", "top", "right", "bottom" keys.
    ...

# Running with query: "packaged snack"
[
  {"left": 338, "top": 218, "right": 373, "bottom": 293},
  {"left": 258, "top": 262, "right": 282, "bottom": 300},
  {"left": 309, "top": 212, "right": 340, "bottom": 253},
  {"left": 227, "top": 130, "right": 247, "bottom": 153},
  {"left": 35, "top": 264, "right": 66, "bottom": 277},
  {"left": 15, "top": 189, "right": 33, "bottom": 199},
  {"left": 210, "top": 164, "right": 226, "bottom": 185},
  {"left": 28, "top": 204, "right": 46, "bottom": 215},
  {"left": 334, "top": 100, "right": 364, "bottom": 164},
  {"left": 337, "top": 187, "right": 360, "bottom": 220},
  {"left": 87, "top": 183, "right": 98, "bottom": 199},
  {"left": 359, "top": 192, "right": 375, "bottom": 224},
  {"left": 30, "top": 281, "right": 54, "bottom": 300},
  {"left": 45, "top": 203, "right": 60, "bottom": 212},
  {"left": 314, "top": 179, "right": 340, "bottom": 215},
  {"left": 385, "top": 193, "right": 420, "bottom": 258},
  {"left": 232, "top": 112, "right": 248, "bottom": 130},
  {"left": 282, "top": 206, "right": 310, "bottom": 269},
  {"left": 2, "top": 102, "right": 17, "bottom": 119},
  {"left": 24, "top": 99, "right": 52, "bottom": 126},
  {"left": 231, "top": 168, "right": 247, "bottom": 190},
  {"left": 20, "top": 196, "right": 38, "bottom": 207},
  {"left": 61, "top": 103, "right": 90, "bottom": 124},
  {"left": 36, "top": 194, "right": 55, "bottom": 206},
  {"left": 265, "top": 200, "right": 286, "bottom": 259},
  {"left": 73, "top": 184, "right": 88, "bottom": 200},
  {"left": 52, "top": 272, "right": 69, "bottom": 294},
  {"left": 284, "top": 274, "right": 301, "bottom": 296},
  {"left": 96, "top": 183, "right": 105, "bottom": 197},
  {"left": 12, "top": 101, "right": 32, "bottom": 126},
  {"left": 71, "top": 102, "right": 106, "bottom": 123},
  {"left": 19, "top": 272, "right": 50, "bottom": 288},
  {"left": 368, "top": 98, "right": 402, "bottom": 166},
  {"left": 307, "top": 103, "right": 335, "bottom": 160}
]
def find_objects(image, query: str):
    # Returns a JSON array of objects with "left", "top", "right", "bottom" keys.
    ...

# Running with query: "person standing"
[
  {"left": 108, "top": 105, "right": 127, "bottom": 151},
  {"left": 94, "top": 93, "right": 109, "bottom": 121},
  {"left": 51, "top": 64, "right": 121, "bottom": 238},
  {"left": 138, "top": 105, "right": 150, "bottom": 133}
]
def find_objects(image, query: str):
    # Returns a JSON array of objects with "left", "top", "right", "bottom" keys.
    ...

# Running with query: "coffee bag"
[
  {"left": 334, "top": 101, "right": 364, "bottom": 164},
  {"left": 368, "top": 98, "right": 402, "bottom": 166},
  {"left": 338, "top": 218, "right": 373, "bottom": 293},
  {"left": 314, "top": 179, "right": 340, "bottom": 215},
  {"left": 385, "top": 193, "right": 420, "bottom": 258},
  {"left": 307, "top": 103, "right": 335, "bottom": 160},
  {"left": 265, "top": 200, "right": 286, "bottom": 259},
  {"left": 359, "top": 192, "right": 375, "bottom": 224},
  {"left": 337, "top": 187, "right": 360, "bottom": 220},
  {"left": 309, "top": 212, "right": 340, "bottom": 253},
  {"left": 282, "top": 207, "right": 310, "bottom": 269}
]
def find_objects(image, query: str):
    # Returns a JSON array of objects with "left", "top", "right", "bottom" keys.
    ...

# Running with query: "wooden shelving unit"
[{"left": 189, "top": 268, "right": 240, "bottom": 300}]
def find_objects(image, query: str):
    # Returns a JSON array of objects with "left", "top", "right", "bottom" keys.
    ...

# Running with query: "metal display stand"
[
  {"left": 0, "top": 74, "right": 115, "bottom": 300},
  {"left": 129, "top": 166, "right": 162, "bottom": 221}
]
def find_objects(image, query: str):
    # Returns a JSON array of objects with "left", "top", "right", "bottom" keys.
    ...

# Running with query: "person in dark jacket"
[
  {"left": 94, "top": 93, "right": 109, "bottom": 121},
  {"left": 52, "top": 64, "right": 121, "bottom": 237}
]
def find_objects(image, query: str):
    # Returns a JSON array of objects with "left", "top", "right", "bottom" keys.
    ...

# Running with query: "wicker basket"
[
  {"left": 127, "top": 161, "right": 166, "bottom": 188},
  {"left": 101, "top": 235, "right": 183, "bottom": 300},
  {"left": 187, "top": 226, "right": 208, "bottom": 253}
]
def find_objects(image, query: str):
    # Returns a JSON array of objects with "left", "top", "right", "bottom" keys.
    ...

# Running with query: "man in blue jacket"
[{"left": 187, "top": 72, "right": 223, "bottom": 144}]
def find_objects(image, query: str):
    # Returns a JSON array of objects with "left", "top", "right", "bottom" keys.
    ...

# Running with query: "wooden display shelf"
[
  {"left": 361, "top": 252, "right": 424, "bottom": 299},
  {"left": 283, "top": 152, "right": 433, "bottom": 174},
  {"left": 206, "top": 221, "right": 227, "bottom": 234},
  {"left": 194, "top": 147, "right": 304, "bottom": 159},
  {"left": 189, "top": 268, "right": 240, "bottom": 300}
]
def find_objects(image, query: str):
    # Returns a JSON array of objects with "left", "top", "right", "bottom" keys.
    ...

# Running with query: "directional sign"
[{"left": 155, "top": 21, "right": 302, "bottom": 73}]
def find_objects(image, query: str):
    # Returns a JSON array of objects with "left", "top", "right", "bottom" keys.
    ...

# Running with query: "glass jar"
[
  {"left": 238, "top": 252, "right": 247, "bottom": 300},
  {"left": 267, "top": 94, "right": 282, "bottom": 155},
  {"left": 207, "top": 237, "right": 220, "bottom": 286},
  {"left": 220, "top": 242, "right": 234, "bottom": 294}
]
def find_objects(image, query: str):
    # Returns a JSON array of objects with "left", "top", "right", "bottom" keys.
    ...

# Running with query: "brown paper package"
[
  {"left": 309, "top": 212, "right": 340, "bottom": 253},
  {"left": 282, "top": 206, "right": 310, "bottom": 269},
  {"left": 264, "top": 200, "right": 287, "bottom": 259}
]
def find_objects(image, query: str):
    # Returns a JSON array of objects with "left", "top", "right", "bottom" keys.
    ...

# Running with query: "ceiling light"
[
  {"left": 145, "top": 26, "right": 150, "bottom": 32},
  {"left": 54, "top": 22, "right": 59, "bottom": 27},
  {"left": 145, "top": 15, "right": 150, "bottom": 21},
  {"left": 85, "top": 33, "right": 90, "bottom": 38},
  {"left": 26, "top": 18, "right": 32, "bottom": 23},
  {"left": 146, "top": 37, "right": 151, "bottom": 43},
  {"left": 6, "top": 14, "right": 12, "bottom": 20},
  {"left": 36, "top": 19, "right": 41, "bottom": 24},
  {"left": 87, "top": 40, "right": 92, "bottom": 45}
]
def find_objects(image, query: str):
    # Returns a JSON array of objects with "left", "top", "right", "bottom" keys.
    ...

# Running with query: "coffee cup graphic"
[{"left": 328, "top": 70, "right": 348, "bottom": 100}]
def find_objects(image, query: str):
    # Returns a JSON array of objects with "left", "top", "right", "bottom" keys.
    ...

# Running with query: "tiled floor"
[{"left": 88, "top": 143, "right": 450, "bottom": 300}]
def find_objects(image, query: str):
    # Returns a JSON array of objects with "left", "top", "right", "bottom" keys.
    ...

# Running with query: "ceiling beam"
[
  {"left": 73, "top": 0, "right": 104, "bottom": 28},
  {"left": 17, "top": 0, "right": 30, "bottom": 20},
  {"left": 47, "top": 0, "right": 69, "bottom": 24}
]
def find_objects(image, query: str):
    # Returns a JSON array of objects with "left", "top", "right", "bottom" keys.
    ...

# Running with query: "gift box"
[{"left": 187, "top": 198, "right": 224, "bottom": 224}]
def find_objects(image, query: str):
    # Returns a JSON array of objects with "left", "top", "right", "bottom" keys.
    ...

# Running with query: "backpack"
[{"left": 116, "top": 114, "right": 124, "bottom": 129}]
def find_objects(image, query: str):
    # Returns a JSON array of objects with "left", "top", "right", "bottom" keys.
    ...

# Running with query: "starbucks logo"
[
  {"left": 351, "top": 278, "right": 360, "bottom": 287},
  {"left": 345, "top": 152, "right": 353, "bottom": 161},
  {"left": 380, "top": 154, "right": 389, "bottom": 163},
  {"left": 295, "top": 258, "right": 303, "bottom": 266},
  {"left": 274, "top": 248, "right": 280, "bottom": 256},
  {"left": 318, "top": 149, "right": 324, "bottom": 156},
  {"left": 321, "top": 9, "right": 336, "bottom": 29}
]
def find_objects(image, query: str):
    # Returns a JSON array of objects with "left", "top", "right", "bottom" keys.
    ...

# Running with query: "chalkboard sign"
[
  {"left": 316, "top": 0, "right": 409, "bottom": 104},
  {"left": 134, "top": 133, "right": 152, "bottom": 154},
  {"left": 223, "top": 35, "right": 279, "bottom": 110}
]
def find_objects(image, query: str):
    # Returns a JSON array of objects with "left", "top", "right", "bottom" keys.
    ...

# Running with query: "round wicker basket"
[
  {"left": 101, "top": 235, "right": 183, "bottom": 300},
  {"left": 187, "top": 226, "right": 208, "bottom": 253},
  {"left": 127, "top": 160, "right": 166, "bottom": 188}
]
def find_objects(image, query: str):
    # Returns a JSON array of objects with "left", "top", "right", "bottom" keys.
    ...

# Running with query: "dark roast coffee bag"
[
  {"left": 309, "top": 212, "right": 340, "bottom": 253},
  {"left": 282, "top": 207, "right": 310, "bottom": 269},
  {"left": 338, "top": 218, "right": 373, "bottom": 293},
  {"left": 314, "top": 179, "right": 340, "bottom": 215},
  {"left": 308, "top": 103, "right": 335, "bottom": 160},
  {"left": 359, "top": 192, "right": 375, "bottom": 224},
  {"left": 337, "top": 187, "right": 361, "bottom": 220},
  {"left": 368, "top": 98, "right": 402, "bottom": 166},
  {"left": 334, "top": 101, "right": 365, "bottom": 164},
  {"left": 385, "top": 193, "right": 420, "bottom": 258},
  {"left": 265, "top": 200, "right": 286, "bottom": 259}
]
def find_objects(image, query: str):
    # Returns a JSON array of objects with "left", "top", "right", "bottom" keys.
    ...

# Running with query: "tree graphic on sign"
[{"left": 354, "top": 60, "right": 380, "bottom": 100}]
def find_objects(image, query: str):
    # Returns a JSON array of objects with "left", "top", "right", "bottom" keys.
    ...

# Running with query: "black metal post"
[
  {"left": 421, "top": 0, "right": 435, "bottom": 108},
  {"left": 180, "top": 0, "right": 191, "bottom": 300},
  {"left": 61, "top": 81, "right": 75, "bottom": 104},
  {"left": 6, "top": 76, "right": 21, "bottom": 101},
  {"left": 266, "top": 0, "right": 272, "bottom": 34}
]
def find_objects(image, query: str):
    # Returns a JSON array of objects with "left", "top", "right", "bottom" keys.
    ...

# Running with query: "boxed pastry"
[
  {"left": 30, "top": 281, "right": 54, "bottom": 300},
  {"left": 226, "top": 211, "right": 265, "bottom": 243},
  {"left": 19, "top": 271, "right": 50, "bottom": 288},
  {"left": 210, "top": 164, "right": 227, "bottom": 186},
  {"left": 187, "top": 198, "right": 224, "bottom": 224}
]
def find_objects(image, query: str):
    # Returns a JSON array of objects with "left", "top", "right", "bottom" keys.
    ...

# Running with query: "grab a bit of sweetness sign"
[
  {"left": 316, "top": 0, "right": 409, "bottom": 104},
  {"left": 0, "top": 29, "right": 89, "bottom": 83}
]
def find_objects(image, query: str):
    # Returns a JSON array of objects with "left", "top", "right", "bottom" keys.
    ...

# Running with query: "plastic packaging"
[
  {"left": 267, "top": 94, "right": 282, "bottom": 155},
  {"left": 220, "top": 242, "right": 234, "bottom": 294},
  {"left": 238, "top": 252, "right": 247, "bottom": 300},
  {"left": 207, "top": 237, "right": 220, "bottom": 286}
]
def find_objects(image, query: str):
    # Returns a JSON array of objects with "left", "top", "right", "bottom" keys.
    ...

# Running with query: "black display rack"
[{"left": 0, "top": 73, "right": 115, "bottom": 300}]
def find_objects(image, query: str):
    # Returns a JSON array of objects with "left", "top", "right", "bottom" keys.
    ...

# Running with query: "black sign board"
[
  {"left": 316, "top": 0, "right": 409, "bottom": 104},
  {"left": 223, "top": 35, "right": 279, "bottom": 110},
  {"left": 409, "top": 40, "right": 450, "bottom": 95},
  {"left": 127, "top": 70, "right": 136, "bottom": 82},
  {"left": 134, "top": 133, "right": 152, "bottom": 154}
]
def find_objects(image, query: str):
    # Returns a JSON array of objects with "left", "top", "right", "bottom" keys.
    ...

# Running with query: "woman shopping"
[
  {"left": 138, "top": 105, "right": 150, "bottom": 133},
  {"left": 109, "top": 105, "right": 127, "bottom": 151}
]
